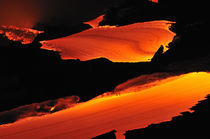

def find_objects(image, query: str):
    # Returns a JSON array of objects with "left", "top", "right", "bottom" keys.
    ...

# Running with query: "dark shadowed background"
[{"left": 0, "top": 0, "right": 122, "bottom": 27}]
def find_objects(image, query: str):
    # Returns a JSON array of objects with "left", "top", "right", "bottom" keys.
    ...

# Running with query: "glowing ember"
[
  {"left": 149, "top": 0, "right": 159, "bottom": 3},
  {"left": 0, "top": 25, "right": 43, "bottom": 44},
  {"left": 0, "top": 96, "right": 80, "bottom": 125},
  {"left": 42, "top": 20, "right": 175, "bottom": 62},
  {"left": 0, "top": 72, "right": 209, "bottom": 139},
  {"left": 50, "top": 107, "right": 55, "bottom": 112}
]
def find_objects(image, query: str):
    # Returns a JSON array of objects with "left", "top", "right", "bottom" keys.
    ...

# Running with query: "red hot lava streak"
[{"left": 150, "top": 0, "right": 159, "bottom": 3}]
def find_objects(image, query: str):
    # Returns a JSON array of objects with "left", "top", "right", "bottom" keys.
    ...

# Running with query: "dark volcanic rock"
[
  {"left": 152, "top": 22, "right": 210, "bottom": 64},
  {"left": 0, "top": 38, "right": 162, "bottom": 112},
  {"left": 100, "top": 0, "right": 210, "bottom": 27},
  {"left": 0, "top": 35, "right": 10, "bottom": 47},
  {"left": 34, "top": 23, "right": 91, "bottom": 41}
]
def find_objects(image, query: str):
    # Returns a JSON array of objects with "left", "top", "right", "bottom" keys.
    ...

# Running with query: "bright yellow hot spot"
[{"left": 1, "top": 72, "right": 210, "bottom": 139}]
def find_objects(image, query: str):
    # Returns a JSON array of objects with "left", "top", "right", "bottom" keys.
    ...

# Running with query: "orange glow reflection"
[
  {"left": 1, "top": 72, "right": 210, "bottom": 139},
  {"left": 0, "top": 0, "right": 39, "bottom": 28},
  {"left": 42, "top": 20, "right": 175, "bottom": 62}
]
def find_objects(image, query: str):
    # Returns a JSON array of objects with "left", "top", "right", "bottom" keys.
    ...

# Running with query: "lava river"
[
  {"left": 42, "top": 20, "right": 175, "bottom": 62},
  {"left": 1, "top": 72, "right": 210, "bottom": 139}
]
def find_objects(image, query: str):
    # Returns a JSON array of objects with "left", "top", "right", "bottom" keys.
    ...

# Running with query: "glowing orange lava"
[
  {"left": 42, "top": 20, "right": 175, "bottom": 62},
  {"left": 150, "top": 0, "right": 159, "bottom": 3},
  {"left": 0, "top": 25, "right": 43, "bottom": 44},
  {"left": 1, "top": 72, "right": 210, "bottom": 139},
  {"left": 84, "top": 15, "right": 105, "bottom": 28}
]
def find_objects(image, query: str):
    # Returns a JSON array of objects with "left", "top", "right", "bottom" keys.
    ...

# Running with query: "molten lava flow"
[
  {"left": 0, "top": 25, "right": 43, "bottom": 44},
  {"left": 1, "top": 72, "right": 210, "bottom": 139},
  {"left": 42, "top": 20, "right": 175, "bottom": 62}
]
